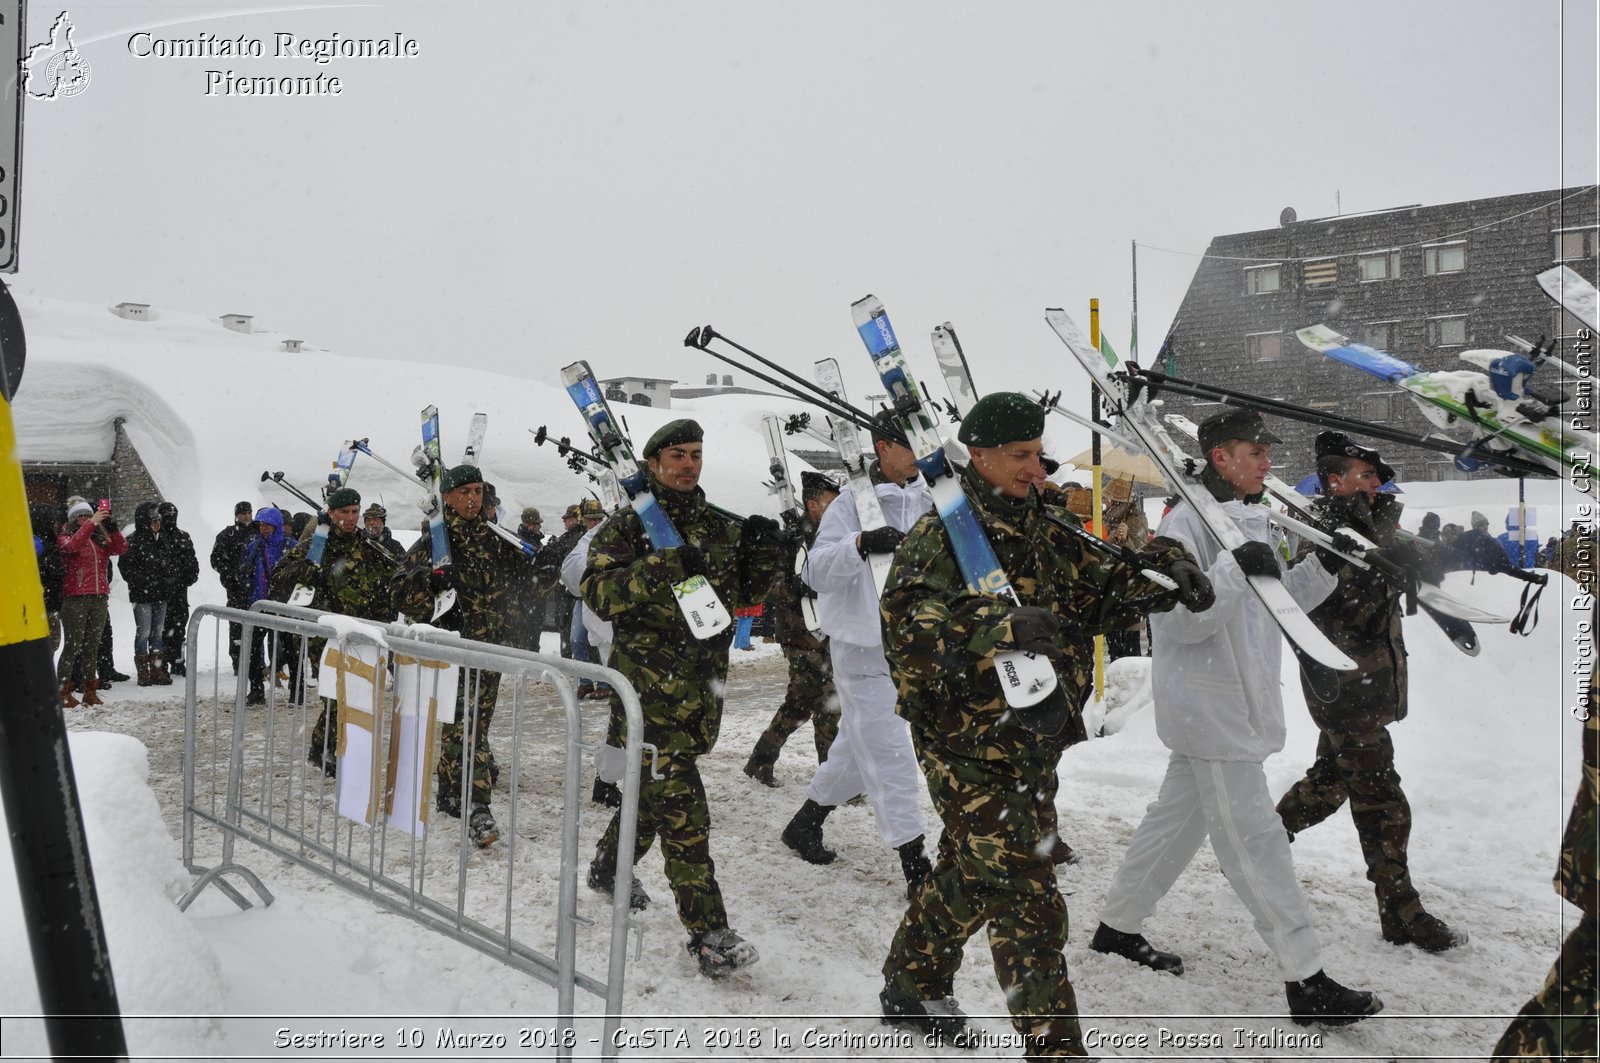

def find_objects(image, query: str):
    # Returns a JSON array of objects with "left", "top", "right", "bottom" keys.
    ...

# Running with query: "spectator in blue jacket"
[{"left": 237, "top": 507, "right": 289, "bottom": 704}]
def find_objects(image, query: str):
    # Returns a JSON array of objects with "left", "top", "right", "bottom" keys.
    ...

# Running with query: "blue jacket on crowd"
[{"left": 237, "top": 508, "right": 289, "bottom": 605}]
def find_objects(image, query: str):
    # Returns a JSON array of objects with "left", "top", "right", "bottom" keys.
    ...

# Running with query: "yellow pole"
[
  {"left": 0, "top": 290, "right": 130, "bottom": 1057},
  {"left": 1090, "top": 299, "right": 1106, "bottom": 702}
]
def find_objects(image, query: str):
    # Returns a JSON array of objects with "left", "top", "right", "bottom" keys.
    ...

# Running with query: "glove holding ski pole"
[{"left": 1165, "top": 557, "right": 1215, "bottom": 612}]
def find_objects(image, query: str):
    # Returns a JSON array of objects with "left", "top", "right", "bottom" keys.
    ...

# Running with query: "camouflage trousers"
[
  {"left": 1492, "top": 912, "right": 1598, "bottom": 1060},
  {"left": 593, "top": 748, "right": 727, "bottom": 937},
  {"left": 1275, "top": 726, "right": 1422, "bottom": 922},
  {"left": 436, "top": 668, "right": 502, "bottom": 809},
  {"left": 884, "top": 739, "right": 1084, "bottom": 1057},
  {"left": 747, "top": 645, "right": 839, "bottom": 768}
]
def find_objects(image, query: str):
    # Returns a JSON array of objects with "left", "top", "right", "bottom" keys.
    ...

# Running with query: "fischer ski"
[
  {"left": 761, "top": 414, "right": 822, "bottom": 633},
  {"left": 1047, "top": 306, "right": 1358, "bottom": 685},
  {"left": 813, "top": 357, "right": 896, "bottom": 596},
  {"left": 418, "top": 405, "right": 457, "bottom": 621},
  {"left": 326, "top": 443, "right": 359, "bottom": 498},
  {"left": 853, "top": 295, "right": 1058, "bottom": 709},
  {"left": 562, "top": 360, "right": 731, "bottom": 639},
  {"left": 1297, "top": 324, "right": 1594, "bottom": 490},
  {"left": 461, "top": 412, "right": 488, "bottom": 465}
]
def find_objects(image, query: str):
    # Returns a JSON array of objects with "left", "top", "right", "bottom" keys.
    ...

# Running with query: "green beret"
[
  {"left": 956, "top": 392, "right": 1046, "bottom": 447},
  {"left": 325, "top": 486, "right": 361, "bottom": 510},
  {"left": 643, "top": 418, "right": 704, "bottom": 459},
  {"left": 440, "top": 464, "right": 482, "bottom": 493}
]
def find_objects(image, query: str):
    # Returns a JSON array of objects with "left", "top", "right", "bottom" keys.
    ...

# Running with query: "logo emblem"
[{"left": 24, "top": 12, "right": 91, "bottom": 100}]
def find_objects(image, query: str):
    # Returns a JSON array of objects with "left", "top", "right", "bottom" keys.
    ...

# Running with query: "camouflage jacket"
[
  {"left": 769, "top": 520, "right": 825, "bottom": 652},
  {"left": 392, "top": 509, "right": 538, "bottom": 642},
  {"left": 271, "top": 525, "right": 395, "bottom": 622},
  {"left": 581, "top": 475, "right": 782, "bottom": 754},
  {"left": 881, "top": 460, "right": 1188, "bottom": 767},
  {"left": 1296, "top": 491, "right": 1412, "bottom": 732}
]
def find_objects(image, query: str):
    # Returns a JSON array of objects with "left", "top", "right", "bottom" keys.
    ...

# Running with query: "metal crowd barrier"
[{"left": 178, "top": 601, "right": 651, "bottom": 1061}]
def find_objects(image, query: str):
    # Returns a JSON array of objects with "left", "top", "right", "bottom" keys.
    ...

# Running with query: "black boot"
[
  {"left": 743, "top": 749, "right": 780, "bottom": 787},
  {"left": 1285, "top": 970, "right": 1383, "bottom": 1026},
  {"left": 897, "top": 835, "right": 932, "bottom": 900},
  {"left": 1090, "top": 922, "right": 1184, "bottom": 975},
  {"left": 591, "top": 778, "right": 622, "bottom": 807},
  {"left": 782, "top": 799, "right": 836, "bottom": 864}
]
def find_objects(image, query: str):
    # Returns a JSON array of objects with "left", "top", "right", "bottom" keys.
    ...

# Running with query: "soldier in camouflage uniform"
[
  {"left": 391, "top": 464, "right": 538, "bottom": 848},
  {"left": 877, "top": 393, "right": 1209, "bottom": 1056},
  {"left": 743, "top": 471, "right": 842, "bottom": 786},
  {"left": 1276, "top": 433, "right": 1465, "bottom": 952},
  {"left": 1494, "top": 525, "right": 1597, "bottom": 1060},
  {"left": 580, "top": 419, "right": 784, "bottom": 976},
  {"left": 269, "top": 486, "right": 396, "bottom": 777}
]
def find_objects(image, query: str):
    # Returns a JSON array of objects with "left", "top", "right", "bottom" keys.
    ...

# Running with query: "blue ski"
[
  {"left": 851, "top": 294, "right": 1057, "bottom": 709},
  {"left": 562, "top": 361, "right": 731, "bottom": 639},
  {"left": 418, "top": 405, "right": 456, "bottom": 621}
]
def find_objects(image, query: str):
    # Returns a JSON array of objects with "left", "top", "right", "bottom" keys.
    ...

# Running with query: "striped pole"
[{"left": 0, "top": 278, "right": 128, "bottom": 1059}]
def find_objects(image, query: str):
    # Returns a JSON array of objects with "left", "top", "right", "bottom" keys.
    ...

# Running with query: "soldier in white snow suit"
[
  {"left": 780, "top": 414, "right": 933, "bottom": 897},
  {"left": 1093, "top": 408, "right": 1384, "bottom": 1026}
]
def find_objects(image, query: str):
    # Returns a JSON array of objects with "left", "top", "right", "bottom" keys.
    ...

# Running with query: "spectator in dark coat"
[
  {"left": 237, "top": 507, "right": 290, "bottom": 704},
  {"left": 119, "top": 501, "right": 177, "bottom": 686},
  {"left": 362, "top": 502, "right": 402, "bottom": 561},
  {"left": 157, "top": 501, "right": 200, "bottom": 677},
  {"left": 30, "top": 503, "right": 65, "bottom": 654},
  {"left": 1456, "top": 511, "right": 1520, "bottom": 574},
  {"left": 211, "top": 501, "right": 257, "bottom": 672}
]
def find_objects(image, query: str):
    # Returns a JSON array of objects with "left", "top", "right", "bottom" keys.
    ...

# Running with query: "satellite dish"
[{"left": 1279, "top": 207, "right": 1298, "bottom": 227}]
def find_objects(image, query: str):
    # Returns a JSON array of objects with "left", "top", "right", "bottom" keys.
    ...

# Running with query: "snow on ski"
[
  {"left": 853, "top": 294, "right": 1058, "bottom": 709},
  {"left": 461, "top": 412, "right": 488, "bottom": 465},
  {"left": 1537, "top": 264, "right": 1599, "bottom": 332},
  {"left": 562, "top": 360, "right": 731, "bottom": 639},
  {"left": 1047, "top": 306, "right": 1358, "bottom": 681},
  {"left": 1297, "top": 324, "right": 1594, "bottom": 489},
  {"left": 812, "top": 357, "right": 895, "bottom": 596}
]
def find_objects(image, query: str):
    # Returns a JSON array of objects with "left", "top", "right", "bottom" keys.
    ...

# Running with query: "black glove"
[
  {"left": 1166, "top": 557, "right": 1215, "bottom": 612},
  {"left": 1378, "top": 540, "right": 1446, "bottom": 587},
  {"left": 428, "top": 566, "right": 463, "bottom": 597},
  {"left": 794, "top": 576, "right": 817, "bottom": 600},
  {"left": 316, "top": 510, "right": 332, "bottom": 527},
  {"left": 743, "top": 514, "right": 782, "bottom": 546},
  {"left": 670, "top": 544, "right": 708, "bottom": 580},
  {"left": 1006, "top": 605, "right": 1061, "bottom": 659},
  {"left": 857, "top": 525, "right": 905, "bottom": 559},
  {"left": 1231, "top": 541, "right": 1281, "bottom": 579}
]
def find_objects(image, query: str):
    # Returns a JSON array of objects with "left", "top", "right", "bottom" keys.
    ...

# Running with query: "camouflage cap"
[
  {"left": 957, "top": 392, "right": 1046, "bottom": 447},
  {"left": 578, "top": 498, "right": 605, "bottom": 518},
  {"left": 325, "top": 486, "right": 360, "bottom": 510},
  {"left": 643, "top": 418, "right": 704, "bottom": 459},
  {"left": 1315, "top": 431, "right": 1395, "bottom": 485},
  {"left": 440, "top": 464, "right": 482, "bottom": 493},
  {"left": 363, "top": 503, "right": 387, "bottom": 520},
  {"left": 563, "top": 503, "right": 581, "bottom": 520},
  {"left": 800, "top": 470, "right": 841, "bottom": 501},
  {"left": 521, "top": 506, "right": 542, "bottom": 524},
  {"left": 1197, "top": 408, "right": 1281, "bottom": 454}
]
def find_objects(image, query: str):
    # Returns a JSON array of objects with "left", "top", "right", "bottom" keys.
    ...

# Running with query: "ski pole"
[
  {"left": 530, "top": 425, "right": 610, "bottom": 466},
  {"left": 348, "top": 438, "right": 425, "bottom": 484},
  {"left": 260, "top": 471, "right": 323, "bottom": 512}
]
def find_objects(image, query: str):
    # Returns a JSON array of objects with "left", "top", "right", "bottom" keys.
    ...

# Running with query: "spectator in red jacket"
[{"left": 57, "top": 496, "right": 128, "bottom": 707}]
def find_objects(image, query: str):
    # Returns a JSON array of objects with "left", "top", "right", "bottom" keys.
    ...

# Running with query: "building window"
[
  {"left": 1245, "top": 332, "right": 1282, "bottom": 362},
  {"left": 1303, "top": 259, "right": 1338, "bottom": 287},
  {"left": 643, "top": 380, "right": 657, "bottom": 391},
  {"left": 1423, "top": 242, "right": 1467, "bottom": 275},
  {"left": 1363, "top": 321, "right": 1399, "bottom": 352},
  {"left": 1555, "top": 228, "right": 1598, "bottom": 261},
  {"left": 1357, "top": 251, "right": 1401, "bottom": 282},
  {"left": 1361, "top": 392, "right": 1394, "bottom": 420},
  {"left": 1244, "top": 264, "right": 1281, "bottom": 295},
  {"left": 1428, "top": 315, "right": 1468, "bottom": 346}
]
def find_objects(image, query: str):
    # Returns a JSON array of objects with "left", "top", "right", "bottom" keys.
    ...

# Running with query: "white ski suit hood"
[
  {"left": 1150, "top": 497, "right": 1337, "bottom": 762},
  {"left": 804, "top": 475, "right": 929, "bottom": 649}
]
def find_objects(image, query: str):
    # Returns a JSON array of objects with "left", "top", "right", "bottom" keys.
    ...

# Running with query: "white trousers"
[
  {"left": 805, "top": 640, "right": 925, "bottom": 849},
  {"left": 1099, "top": 751, "right": 1322, "bottom": 981}
]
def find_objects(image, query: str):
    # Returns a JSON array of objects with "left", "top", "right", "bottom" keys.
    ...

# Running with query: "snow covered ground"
[{"left": 4, "top": 292, "right": 1593, "bottom": 1059}]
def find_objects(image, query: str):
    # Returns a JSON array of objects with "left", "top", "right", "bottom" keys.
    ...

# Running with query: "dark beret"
[
  {"left": 956, "top": 392, "right": 1046, "bottom": 447},
  {"left": 440, "top": 464, "right": 482, "bottom": 493},
  {"left": 325, "top": 486, "right": 361, "bottom": 510},
  {"left": 643, "top": 419, "right": 704, "bottom": 459}
]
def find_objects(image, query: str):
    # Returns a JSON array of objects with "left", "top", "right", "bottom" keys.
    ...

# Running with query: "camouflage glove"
[
  {"left": 1231, "top": 541, "right": 1280, "bottom": 579},
  {"left": 1166, "top": 557, "right": 1215, "bottom": 612},
  {"left": 857, "top": 525, "right": 905, "bottom": 559},
  {"left": 428, "top": 566, "right": 463, "bottom": 597},
  {"left": 743, "top": 514, "right": 783, "bottom": 546},
  {"left": 1005, "top": 605, "right": 1062, "bottom": 659},
  {"left": 666, "top": 544, "right": 708, "bottom": 581}
]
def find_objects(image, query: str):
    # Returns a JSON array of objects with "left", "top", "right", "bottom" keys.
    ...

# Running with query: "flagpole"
[{"left": 1090, "top": 299, "right": 1106, "bottom": 701}]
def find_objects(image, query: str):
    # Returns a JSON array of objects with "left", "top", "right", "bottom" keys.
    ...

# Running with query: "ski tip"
[
  {"left": 683, "top": 326, "right": 704, "bottom": 349},
  {"left": 1294, "top": 324, "right": 1344, "bottom": 348}
]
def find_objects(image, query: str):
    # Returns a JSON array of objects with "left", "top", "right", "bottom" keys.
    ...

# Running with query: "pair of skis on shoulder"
[
  {"left": 285, "top": 441, "right": 366, "bottom": 607},
  {"left": 759, "top": 414, "right": 823, "bottom": 633}
]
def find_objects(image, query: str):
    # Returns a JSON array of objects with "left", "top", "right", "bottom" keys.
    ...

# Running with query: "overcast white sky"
[{"left": 10, "top": 0, "right": 1597, "bottom": 420}]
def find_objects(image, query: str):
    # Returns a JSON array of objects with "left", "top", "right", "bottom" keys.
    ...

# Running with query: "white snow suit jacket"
[
  {"left": 1150, "top": 497, "right": 1337, "bottom": 763},
  {"left": 560, "top": 521, "right": 613, "bottom": 647},
  {"left": 804, "top": 473, "right": 930, "bottom": 650}
]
